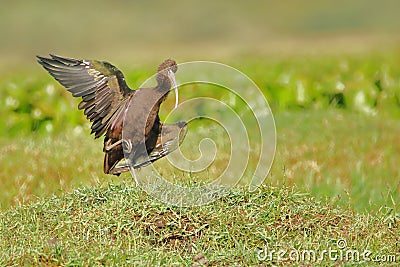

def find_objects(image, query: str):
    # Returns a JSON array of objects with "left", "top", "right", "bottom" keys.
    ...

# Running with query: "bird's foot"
[{"left": 132, "top": 169, "right": 139, "bottom": 186}]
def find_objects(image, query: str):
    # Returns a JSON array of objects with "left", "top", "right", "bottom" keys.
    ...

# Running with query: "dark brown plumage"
[{"left": 37, "top": 55, "right": 187, "bottom": 183}]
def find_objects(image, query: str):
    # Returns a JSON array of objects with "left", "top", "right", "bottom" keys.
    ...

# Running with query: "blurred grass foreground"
[{"left": 0, "top": 0, "right": 399, "bottom": 212}]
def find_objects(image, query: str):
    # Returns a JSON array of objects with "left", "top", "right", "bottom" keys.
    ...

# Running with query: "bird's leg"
[
  {"left": 104, "top": 139, "right": 122, "bottom": 151},
  {"left": 108, "top": 163, "right": 130, "bottom": 175},
  {"left": 132, "top": 168, "right": 139, "bottom": 186}
]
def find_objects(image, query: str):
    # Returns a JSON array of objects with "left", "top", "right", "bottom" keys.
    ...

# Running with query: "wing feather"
[{"left": 37, "top": 54, "right": 134, "bottom": 138}]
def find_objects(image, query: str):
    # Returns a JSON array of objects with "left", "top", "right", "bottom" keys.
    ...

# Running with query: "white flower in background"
[
  {"left": 296, "top": 80, "right": 305, "bottom": 104},
  {"left": 45, "top": 122, "right": 53, "bottom": 132},
  {"left": 73, "top": 126, "right": 83, "bottom": 136},
  {"left": 5, "top": 96, "right": 19, "bottom": 108},
  {"left": 278, "top": 73, "right": 291, "bottom": 85},
  {"left": 32, "top": 108, "right": 42, "bottom": 119},
  {"left": 354, "top": 91, "right": 377, "bottom": 116},
  {"left": 335, "top": 81, "right": 345, "bottom": 91},
  {"left": 45, "top": 84, "right": 55, "bottom": 96}
]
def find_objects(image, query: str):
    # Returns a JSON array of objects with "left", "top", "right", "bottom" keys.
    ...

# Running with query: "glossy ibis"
[{"left": 37, "top": 55, "right": 187, "bottom": 184}]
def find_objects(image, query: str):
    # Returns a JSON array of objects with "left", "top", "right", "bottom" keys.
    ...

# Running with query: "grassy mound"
[{"left": 1, "top": 183, "right": 398, "bottom": 266}]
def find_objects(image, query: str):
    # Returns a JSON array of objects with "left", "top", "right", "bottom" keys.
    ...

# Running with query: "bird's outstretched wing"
[{"left": 37, "top": 54, "right": 133, "bottom": 138}]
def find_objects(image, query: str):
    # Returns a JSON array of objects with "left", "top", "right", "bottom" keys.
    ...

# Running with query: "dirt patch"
[{"left": 131, "top": 210, "right": 210, "bottom": 250}]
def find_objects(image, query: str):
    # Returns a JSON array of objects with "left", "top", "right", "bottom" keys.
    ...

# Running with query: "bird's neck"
[
  {"left": 155, "top": 88, "right": 170, "bottom": 103},
  {"left": 155, "top": 79, "right": 171, "bottom": 93}
]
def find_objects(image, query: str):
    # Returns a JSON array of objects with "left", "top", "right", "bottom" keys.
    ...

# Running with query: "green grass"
[
  {"left": 1, "top": 183, "right": 398, "bottom": 266},
  {"left": 273, "top": 110, "right": 400, "bottom": 211},
  {"left": 1, "top": 109, "right": 399, "bottom": 212}
]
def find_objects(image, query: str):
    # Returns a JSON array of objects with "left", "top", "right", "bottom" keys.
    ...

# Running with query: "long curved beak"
[{"left": 167, "top": 69, "right": 179, "bottom": 109}]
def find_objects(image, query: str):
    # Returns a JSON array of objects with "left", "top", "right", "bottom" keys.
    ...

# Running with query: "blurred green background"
[
  {"left": 1, "top": 0, "right": 399, "bottom": 67},
  {"left": 0, "top": 0, "right": 399, "bottom": 211}
]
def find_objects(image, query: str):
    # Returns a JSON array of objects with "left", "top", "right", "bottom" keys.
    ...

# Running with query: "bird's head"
[{"left": 156, "top": 59, "right": 179, "bottom": 108}]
